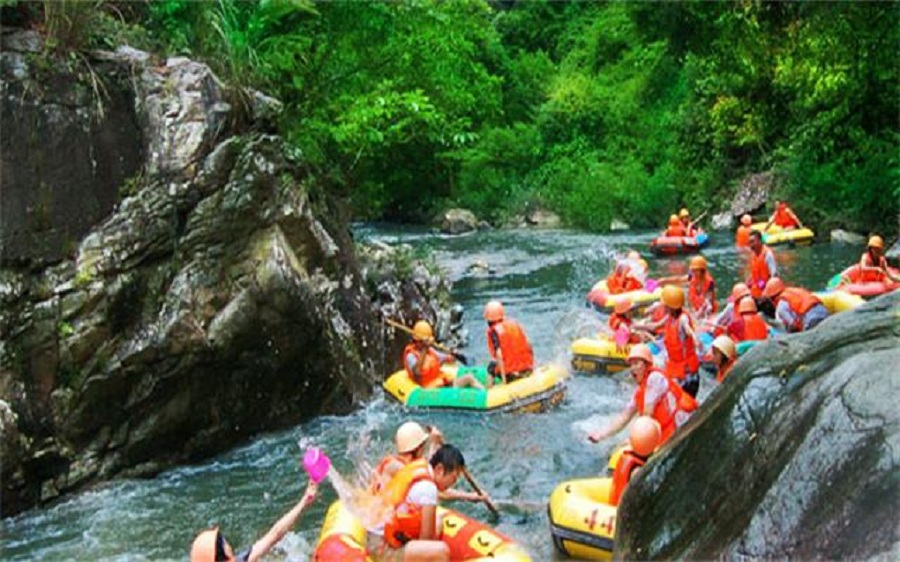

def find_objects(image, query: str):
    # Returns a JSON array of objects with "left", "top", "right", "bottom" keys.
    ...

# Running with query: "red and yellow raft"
[{"left": 313, "top": 500, "right": 531, "bottom": 561}]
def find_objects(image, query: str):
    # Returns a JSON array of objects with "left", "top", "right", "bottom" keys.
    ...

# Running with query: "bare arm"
[
  {"left": 588, "top": 406, "right": 636, "bottom": 443},
  {"left": 418, "top": 504, "right": 439, "bottom": 540},
  {"left": 247, "top": 481, "right": 317, "bottom": 562}
]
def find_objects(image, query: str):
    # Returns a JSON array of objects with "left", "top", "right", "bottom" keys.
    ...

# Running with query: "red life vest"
[
  {"left": 780, "top": 288, "right": 822, "bottom": 316},
  {"left": 609, "top": 450, "right": 647, "bottom": 507},
  {"left": 382, "top": 459, "right": 434, "bottom": 548},
  {"left": 688, "top": 274, "right": 717, "bottom": 314},
  {"left": 609, "top": 313, "right": 632, "bottom": 332},
  {"left": 607, "top": 267, "right": 643, "bottom": 294},
  {"left": 487, "top": 319, "right": 534, "bottom": 374},
  {"left": 403, "top": 344, "right": 444, "bottom": 389},
  {"left": 633, "top": 369, "right": 697, "bottom": 442},
  {"left": 773, "top": 205, "right": 800, "bottom": 228},
  {"left": 735, "top": 225, "right": 751, "bottom": 247},
  {"left": 748, "top": 246, "right": 775, "bottom": 298},
  {"left": 663, "top": 314, "right": 699, "bottom": 380},
  {"left": 740, "top": 313, "right": 768, "bottom": 341},
  {"left": 857, "top": 252, "right": 888, "bottom": 283},
  {"left": 665, "top": 224, "right": 687, "bottom": 237}
]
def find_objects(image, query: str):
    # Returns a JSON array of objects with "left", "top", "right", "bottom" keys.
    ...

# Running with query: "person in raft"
[
  {"left": 606, "top": 259, "right": 643, "bottom": 294},
  {"left": 664, "top": 214, "right": 687, "bottom": 237},
  {"left": 657, "top": 256, "right": 717, "bottom": 319},
  {"left": 483, "top": 300, "right": 535, "bottom": 386},
  {"left": 607, "top": 299, "right": 651, "bottom": 347},
  {"left": 764, "top": 199, "right": 805, "bottom": 231},
  {"left": 844, "top": 235, "right": 900, "bottom": 284},
  {"left": 747, "top": 230, "right": 778, "bottom": 299},
  {"left": 713, "top": 282, "right": 752, "bottom": 335},
  {"left": 735, "top": 214, "right": 753, "bottom": 248},
  {"left": 370, "top": 422, "right": 488, "bottom": 505},
  {"left": 608, "top": 416, "right": 662, "bottom": 507},
  {"left": 709, "top": 335, "right": 737, "bottom": 384},
  {"left": 404, "top": 321, "right": 483, "bottom": 390},
  {"left": 190, "top": 480, "right": 317, "bottom": 562},
  {"left": 762, "top": 278, "right": 829, "bottom": 333},
  {"left": 635, "top": 286, "right": 702, "bottom": 398},
  {"left": 678, "top": 208, "right": 699, "bottom": 237},
  {"left": 369, "top": 444, "right": 468, "bottom": 562},
  {"left": 588, "top": 344, "right": 697, "bottom": 445},
  {"left": 727, "top": 297, "right": 769, "bottom": 344}
]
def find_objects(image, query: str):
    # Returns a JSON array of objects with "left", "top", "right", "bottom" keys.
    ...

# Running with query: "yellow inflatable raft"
[
  {"left": 548, "top": 478, "right": 617, "bottom": 561},
  {"left": 383, "top": 363, "right": 567, "bottom": 413},
  {"left": 570, "top": 337, "right": 629, "bottom": 375},
  {"left": 816, "top": 290, "right": 865, "bottom": 314},
  {"left": 313, "top": 501, "right": 532, "bottom": 561},
  {"left": 750, "top": 222, "right": 815, "bottom": 246},
  {"left": 585, "top": 280, "right": 661, "bottom": 313}
]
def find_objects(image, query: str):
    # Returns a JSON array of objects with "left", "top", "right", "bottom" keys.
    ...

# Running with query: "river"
[{"left": 1, "top": 226, "right": 861, "bottom": 561}]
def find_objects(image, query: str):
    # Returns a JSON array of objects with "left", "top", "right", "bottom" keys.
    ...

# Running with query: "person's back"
[
  {"left": 489, "top": 318, "right": 534, "bottom": 375},
  {"left": 735, "top": 215, "right": 753, "bottom": 247},
  {"left": 608, "top": 417, "right": 660, "bottom": 507}
]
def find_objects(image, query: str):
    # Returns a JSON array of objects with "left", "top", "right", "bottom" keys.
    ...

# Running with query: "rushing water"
[{"left": 2, "top": 226, "right": 862, "bottom": 561}]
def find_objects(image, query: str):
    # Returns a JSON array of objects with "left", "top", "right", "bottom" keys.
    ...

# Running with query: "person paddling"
[
  {"left": 404, "top": 321, "right": 483, "bottom": 390},
  {"left": 847, "top": 235, "right": 900, "bottom": 284},
  {"left": 190, "top": 480, "right": 317, "bottom": 562},
  {"left": 678, "top": 208, "right": 698, "bottom": 237},
  {"left": 483, "top": 301, "right": 535, "bottom": 386}
]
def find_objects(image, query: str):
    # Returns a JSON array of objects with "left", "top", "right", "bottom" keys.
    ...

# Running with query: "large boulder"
[
  {"left": 710, "top": 212, "right": 734, "bottom": 231},
  {"left": 730, "top": 172, "right": 777, "bottom": 218},
  {"left": 0, "top": 44, "right": 449, "bottom": 516},
  {"left": 616, "top": 292, "right": 900, "bottom": 560},
  {"left": 830, "top": 229, "right": 867, "bottom": 244},
  {"left": 525, "top": 207, "right": 561, "bottom": 229},
  {"left": 438, "top": 208, "right": 478, "bottom": 235},
  {"left": 886, "top": 239, "right": 900, "bottom": 267}
]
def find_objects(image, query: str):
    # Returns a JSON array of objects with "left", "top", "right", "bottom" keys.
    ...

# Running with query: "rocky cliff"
[
  {"left": 616, "top": 291, "right": 900, "bottom": 560},
  {"left": 0, "top": 32, "right": 448, "bottom": 517}
]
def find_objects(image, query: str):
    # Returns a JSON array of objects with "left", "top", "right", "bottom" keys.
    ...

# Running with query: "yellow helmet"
[
  {"left": 712, "top": 336, "right": 736, "bottom": 361},
  {"left": 868, "top": 235, "right": 884, "bottom": 249},
  {"left": 661, "top": 285, "right": 684, "bottom": 309},
  {"left": 669, "top": 214, "right": 680, "bottom": 226},
  {"left": 395, "top": 421, "right": 429, "bottom": 453},
  {"left": 679, "top": 208, "right": 690, "bottom": 218},
  {"left": 412, "top": 320, "right": 433, "bottom": 341},
  {"left": 689, "top": 256, "right": 707, "bottom": 270}
]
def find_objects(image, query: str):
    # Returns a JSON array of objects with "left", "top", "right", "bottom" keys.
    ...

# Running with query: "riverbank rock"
[
  {"left": 730, "top": 171, "right": 776, "bottom": 217},
  {"left": 616, "top": 292, "right": 900, "bottom": 560},
  {"left": 610, "top": 219, "right": 630, "bottom": 231},
  {"left": 830, "top": 229, "right": 866, "bottom": 244},
  {"left": 525, "top": 207, "right": 561, "bottom": 228},
  {"left": 710, "top": 212, "right": 733, "bottom": 231},
  {"left": 438, "top": 208, "right": 478, "bottom": 235},
  {"left": 0, "top": 40, "right": 451, "bottom": 516},
  {"left": 887, "top": 239, "right": 900, "bottom": 267}
]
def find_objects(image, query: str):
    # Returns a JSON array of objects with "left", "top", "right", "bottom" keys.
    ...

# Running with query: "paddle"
[
  {"left": 384, "top": 318, "right": 471, "bottom": 365},
  {"left": 688, "top": 210, "right": 709, "bottom": 231},
  {"left": 462, "top": 467, "right": 501, "bottom": 519}
]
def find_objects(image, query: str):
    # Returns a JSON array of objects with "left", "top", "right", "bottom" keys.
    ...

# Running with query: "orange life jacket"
[
  {"left": 716, "top": 359, "right": 736, "bottom": 384},
  {"left": 370, "top": 454, "right": 408, "bottom": 494},
  {"left": 740, "top": 313, "right": 768, "bottom": 342},
  {"left": 609, "top": 450, "right": 646, "bottom": 507},
  {"left": 609, "top": 313, "right": 632, "bottom": 332},
  {"left": 779, "top": 288, "right": 822, "bottom": 317},
  {"left": 382, "top": 459, "right": 434, "bottom": 548},
  {"left": 662, "top": 314, "right": 699, "bottom": 380},
  {"left": 487, "top": 319, "right": 534, "bottom": 374},
  {"left": 748, "top": 246, "right": 775, "bottom": 298},
  {"left": 735, "top": 225, "right": 752, "bottom": 247},
  {"left": 857, "top": 253, "right": 888, "bottom": 283},
  {"left": 634, "top": 369, "right": 697, "bottom": 442},
  {"left": 403, "top": 344, "right": 444, "bottom": 389},
  {"left": 607, "top": 267, "right": 643, "bottom": 294},
  {"left": 688, "top": 273, "right": 717, "bottom": 314},
  {"left": 665, "top": 224, "right": 687, "bottom": 237},
  {"left": 773, "top": 205, "right": 800, "bottom": 228}
]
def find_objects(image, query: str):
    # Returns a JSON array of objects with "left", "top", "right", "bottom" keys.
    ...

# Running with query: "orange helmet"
[
  {"left": 762, "top": 277, "right": 786, "bottom": 299},
  {"left": 679, "top": 208, "right": 690, "bottom": 219},
  {"left": 661, "top": 285, "right": 684, "bottom": 309},
  {"left": 689, "top": 256, "right": 707, "bottom": 271},
  {"left": 190, "top": 528, "right": 220, "bottom": 562},
  {"left": 738, "top": 298, "right": 758, "bottom": 314},
  {"left": 614, "top": 298, "right": 632, "bottom": 315},
  {"left": 395, "top": 421, "right": 429, "bottom": 453},
  {"left": 412, "top": 320, "right": 433, "bottom": 341},
  {"left": 483, "top": 300, "right": 504, "bottom": 322},
  {"left": 868, "top": 235, "right": 884, "bottom": 249},
  {"left": 711, "top": 336, "right": 736, "bottom": 361},
  {"left": 731, "top": 282, "right": 750, "bottom": 302},
  {"left": 669, "top": 214, "right": 680, "bottom": 226},
  {"left": 741, "top": 214, "right": 752, "bottom": 226},
  {"left": 627, "top": 344, "right": 653, "bottom": 365},
  {"left": 629, "top": 416, "right": 661, "bottom": 457}
]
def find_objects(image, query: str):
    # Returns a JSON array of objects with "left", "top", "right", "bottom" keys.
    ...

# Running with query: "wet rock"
[
  {"left": 610, "top": 219, "right": 630, "bottom": 231},
  {"left": 887, "top": 239, "right": 900, "bottom": 267},
  {"left": 525, "top": 207, "right": 561, "bottom": 228},
  {"left": 830, "top": 229, "right": 866, "bottom": 244},
  {"left": 616, "top": 292, "right": 900, "bottom": 560},
  {"left": 438, "top": 208, "right": 478, "bottom": 235},
  {"left": 710, "top": 212, "right": 733, "bottom": 231},
  {"left": 730, "top": 171, "right": 777, "bottom": 217}
]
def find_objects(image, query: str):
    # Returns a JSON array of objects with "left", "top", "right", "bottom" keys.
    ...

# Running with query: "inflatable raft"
[
  {"left": 383, "top": 363, "right": 567, "bottom": 413},
  {"left": 313, "top": 500, "right": 531, "bottom": 562},
  {"left": 826, "top": 265, "right": 900, "bottom": 298},
  {"left": 570, "top": 336, "right": 629, "bottom": 375},
  {"left": 816, "top": 290, "right": 866, "bottom": 314},
  {"left": 648, "top": 232, "right": 709, "bottom": 256},
  {"left": 750, "top": 222, "right": 815, "bottom": 246},
  {"left": 585, "top": 280, "right": 661, "bottom": 313},
  {"left": 548, "top": 478, "right": 617, "bottom": 560}
]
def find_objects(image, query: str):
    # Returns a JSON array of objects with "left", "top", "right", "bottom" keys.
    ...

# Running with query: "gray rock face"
[
  {"left": 710, "top": 212, "right": 734, "bottom": 231},
  {"left": 438, "top": 208, "right": 478, "bottom": 235},
  {"left": 610, "top": 219, "right": 630, "bottom": 231},
  {"left": 830, "top": 229, "right": 867, "bottom": 244},
  {"left": 886, "top": 239, "right": 899, "bottom": 267},
  {"left": 525, "top": 207, "right": 561, "bottom": 228},
  {"left": 0, "top": 44, "right": 448, "bottom": 516},
  {"left": 616, "top": 292, "right": 900, "bottom": 560},
  {"left": 730, "top": 172, "right": 777, "bottom": 217}
]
